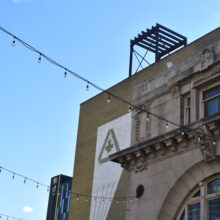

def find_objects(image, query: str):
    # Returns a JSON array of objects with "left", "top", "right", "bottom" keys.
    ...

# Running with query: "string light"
[
  {"left": 38, "top": 54, "right": 41, "bottom": 63},
  {"left": 0, "top": 166, "right": 138, "bottom": 202},
  {"left": 12, "top": 37, "right": 15, "bottom": 47},
  {"left": 12, "top": 174, "right": 15, "bottom": 180},
  {"left": 146, "top": 114, "right": 150, "bottom": 121},
  {"left": 64, "top": 70, "right": 67, "bottom": 78},
  {"left": 0, "top": 26, "right": 218, "bottom": 144},
  {"left": 128, "top": 105, "right": 132, "bottom": 112},
  {"left": 165, "top": 122, "right": 169, "bottom": 129},
  {"left": 0, "top": 22, "right": 218, "bottom": 203},
  {"left": 198, "top": 137, "right": 201, "bottom": 142},
  {"left": 107, "top": 96, "right": 111, "bottom": 103},
  {"left": 181, "top": 131, "right": 185, "bottom": 136},
  {"left": 213, "top": 141, "right": 216, "bottom": 145},
  {"left": 0, "top": 213, "right": 26, "bottom": 220},
  {"left": 86, "top": 83, "right": 89, "bottom": 91}
]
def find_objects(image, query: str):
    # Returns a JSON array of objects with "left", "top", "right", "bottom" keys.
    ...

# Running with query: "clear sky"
[{"left": 0, "top": 0, "right": 220, "bottom": 219}]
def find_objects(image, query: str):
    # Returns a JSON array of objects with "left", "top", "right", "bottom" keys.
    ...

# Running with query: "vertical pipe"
[
  {"left": 155, "top": 25, "right": 159, "bottom": 62},
  {"left": 129, "top": 42, "right": 133, "bottom": 77}
]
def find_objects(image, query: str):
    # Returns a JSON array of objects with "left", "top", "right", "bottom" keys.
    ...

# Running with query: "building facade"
[
  {"left": 69, "top": 27, "right": 220, "bottom": 220},
  {"left": 46, "top": 175, "right": 72, "bottom": 220}
]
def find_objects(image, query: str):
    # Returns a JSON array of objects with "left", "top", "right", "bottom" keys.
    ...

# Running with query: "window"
[
  {"left": 177, "top": 176, "right": 220, "bottom": 220},
  {"left": 183, "top": 95, "right": 191, "bottom": 124},
  {"left": 203, "top": 85, "right": 220, "bottom": 116}
]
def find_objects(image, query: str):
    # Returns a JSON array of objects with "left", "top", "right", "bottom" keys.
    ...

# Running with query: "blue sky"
[{"left": 0, "top": 0, "right": 220, "bottom": 219}]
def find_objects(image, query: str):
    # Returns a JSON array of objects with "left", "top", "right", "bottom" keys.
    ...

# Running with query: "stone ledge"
[{"left": 109, "top": 114, "right": 220, "bottom": 172}]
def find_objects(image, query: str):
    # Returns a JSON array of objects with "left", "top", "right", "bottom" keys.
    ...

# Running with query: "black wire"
[
  {"left": 0, "top": 26, "right": 219, "bottom": 141},
  {"left": 0, "top": 166, "right": 136, "bottom": 200},
  {"left": 0, "top": 166, "right": 49, "bottom": 188},
  {"left": 0, "top": 212, "right": 26, "bottom": 220}
]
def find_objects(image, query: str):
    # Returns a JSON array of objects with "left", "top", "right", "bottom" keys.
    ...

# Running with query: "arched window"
[{"left": 177, "top": 175, "right": 220, "bottom": 220}]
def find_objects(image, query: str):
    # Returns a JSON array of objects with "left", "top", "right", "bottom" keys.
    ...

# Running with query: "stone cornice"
[{"left": 109, "top": 114, "right": 220, "bottom": 172}]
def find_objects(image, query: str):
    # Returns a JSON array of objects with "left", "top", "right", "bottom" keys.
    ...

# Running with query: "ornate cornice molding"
[{"left": 110, "top": 115, "right": 220, "bottom": 173}]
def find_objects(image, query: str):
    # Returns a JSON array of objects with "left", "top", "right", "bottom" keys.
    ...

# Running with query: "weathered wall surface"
[
  {"left": 69, "top": 27, "right": 220, "bottom": 220},
  {"left": 126, "top": 146, "right": 220, "bottom": 220}
]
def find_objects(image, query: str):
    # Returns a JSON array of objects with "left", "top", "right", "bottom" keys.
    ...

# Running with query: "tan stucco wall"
[{"left": 69, "top": 27, "right": 220, "bottom": 220}]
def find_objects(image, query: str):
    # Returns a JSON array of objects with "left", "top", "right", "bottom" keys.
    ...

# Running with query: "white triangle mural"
[{"left": 89, "top": 113, "right": 132, "bottom": 220}]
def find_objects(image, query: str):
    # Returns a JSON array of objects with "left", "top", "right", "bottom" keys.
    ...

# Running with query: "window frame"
[
  {"left": 182, "top": 93, "right": 191, "bottom": 125},
  {"left": 200, "top": 82, "right": 220, "bottom": 118},
  {"left": 177, "top": 174, "right": 220, "bottom": 220}
]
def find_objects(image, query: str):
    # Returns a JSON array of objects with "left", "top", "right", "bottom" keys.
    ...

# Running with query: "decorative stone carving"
[
  {"left": 193, "top": 65, "right": 220, "bottom": 87},
  {"left": 194, "top": 128, "right": 216, "bottom": 162},
  {"left": 133, "top": 105, "right": 151, "bottom": 144},
  {"left": 154, "top": 143, "right": 166, "bottom": 156},
  {"left": 164, "top": 138, "right": 177, "bottom": 152},
  {"left": 134, "top": 159, "right": 148, "bottom": 172},
  {"left": 176, "top": 135, "right": 188, "bottom": 148},
  {"left": 171, "top": 84, "right": 181, "bottom": 98},
  {"left": 111, "top": 117, "right": 220, "bottom": 172},
  {"left": 199, "top": 47, "right": 214, "bottom": 71}
]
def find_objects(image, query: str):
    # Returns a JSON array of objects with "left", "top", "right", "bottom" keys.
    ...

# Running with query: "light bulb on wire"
[
  {"left": 128, "top": 105, "right": 132, "bottom": 112},
  {"left": 146, "top": 113, "right": 150, "bottom": 121},
  {"left": 86, "top": 83, "right": 89, "bottom": 91},
  {"left": 64, "top": 70, "right": 67, "bottom": 78},
  {"left": 107, "top": 96, "right": 111, "bottom": 103},
  {"left": 12, "top": 37, "right": 15, "bottom": 47},
  {"left": 165, "top": 122, "right": 169, "bottom": 129},
  {"left": 38, "top": 54, "right": 42, "bottom": 63}
]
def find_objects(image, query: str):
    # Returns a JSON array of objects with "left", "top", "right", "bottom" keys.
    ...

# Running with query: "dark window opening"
[
  {"left": 136, "top": 185, "right": 144, "bottom": 198},
  {"left": 203, "top": 85, "right": 220, "bottom": 117}
]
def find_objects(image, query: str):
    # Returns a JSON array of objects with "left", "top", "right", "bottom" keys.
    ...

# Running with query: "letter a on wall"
[{"left": 98, "top": 128, "right": 120, "bottom": 164}]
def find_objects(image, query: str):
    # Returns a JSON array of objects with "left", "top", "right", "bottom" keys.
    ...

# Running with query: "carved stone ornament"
[
  {"left": 193, "top": 65, "right": 220, "bottom": 87},
  {"left": 194, "top": 128, "right": 216, "bottom": 162},
  {"left": 202, "top": 48, "right": 212, "bottom": 59},
  {"left": 133, "top": 104, "right": 151, "bottom": 144},
  {"left": 201, "top": 48, "right": 214, "bottom": 69},
  {"left": 118, "top": 152, "right": 148, "bottom": 172},
  {"left": 171, "top": 84, "right": 181, "bottom": 98}
]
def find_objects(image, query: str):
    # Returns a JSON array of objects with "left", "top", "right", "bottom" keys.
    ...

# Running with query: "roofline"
[{"left": 80, "top": 26, "right": 220, "bottom": 106}]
